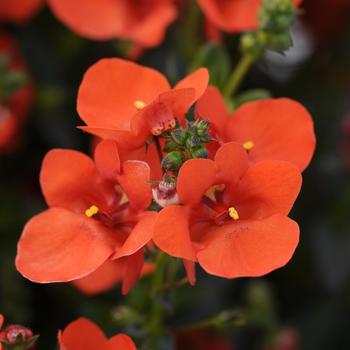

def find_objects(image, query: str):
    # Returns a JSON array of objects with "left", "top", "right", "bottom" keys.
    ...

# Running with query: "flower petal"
[
  {"left": 113, "top": 212, "right": 157, "bottom": 259},
  {"left": 48, "top": 0, "right": 127, "bottom": 40},
  {"left": 107, "top": 334, "right": 137, "bottom": 350},
  {"left": 175, "top": 68, "right": 209, "bottom": 101},
  {"left": 77, "top": 58, "right": 170, "bottom": 130},
  {"left": 40, "top": 149, "right": 114, "bottom": 213},
  {"left": 58, "top": 318, "right": 106, "bottom": 350},
  {"left": 72, "top": 260, "right": 124, "bottom": 295},
  {"left": 195, "top": 86, "right": 230, "bottom": 138},
  {"left": 0, "top": 314, "right": 3, "bottom": 328},
  {"left": 214, "top": 142, "right": 249, "bottom": 186},
  {"left": 197, "top": 215, "right": 299, "bottom": 278},
  {"left": 154, "top": 205, "right": 197, "bottom": 261},
  {"left": 118, "top": 160, "right": 152, "bottom": 210},
  {"left": 183, "top": 260, "right": 196, "bottom": 286},
  {"left": 177, "top": 158, "right": 216, "bottom": 206},
  {"left": 0, "top": 0, "right": 44, "bottom": 23},
  {"left": 225, "top": 98, "right": 316, "bottom": 172},
  {"left": 94, "top": 139, "right": 121, "bottom": 179},
  {"left": 233, "top": 160, "right": 302, "bottom": 220},
  {"left": 78, "top": 126, "right": 146, "bottom": 149},
  {"left": 121, "top": 249, "right": 145, "bottom": 295},
  {"left": 16, "top": 208, "right": 116, "bottom": 283}
]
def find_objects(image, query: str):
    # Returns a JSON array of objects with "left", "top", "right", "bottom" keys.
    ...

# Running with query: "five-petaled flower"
[
  {"left": 195, "top": 87, "right": 316, "bottom": 172},
  {"left": 77, "top": 58, "right": 208, "bottom": 150},
  {"left": 16, "top": 140, "right": 157, "bottom": 294},
  {"left": 47, "top": 0, "right": 177, "bottom": 50},
  {"left": 154, "top": 142, "right": 302, "bottom": 278},
  {"left": 58, "top": 318, "right": 137, "bottom": 350}
]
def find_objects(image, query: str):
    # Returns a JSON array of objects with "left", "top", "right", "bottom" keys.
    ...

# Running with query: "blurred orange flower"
[
  {"left": 196, "top": 0, "right": 302, "bottom": 34},
  {"left": 195, "top": 87, "right": 316, "bottom": 172},
  {"left": 0, "top": 0, "right": 43, "bottom": 23},
  {"left": 154, "top": 142, "right": 301, "bottom": 278},
  {"left": 47, "top": 0, "right": 177, "bottom": 49},
  {"left": 58, "top": 318, "right": 137, "bottom": 350}
]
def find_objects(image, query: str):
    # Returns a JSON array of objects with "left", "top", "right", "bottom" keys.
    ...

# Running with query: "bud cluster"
[
  {"left": 161, "top": 119, "right": 214, "bottom": 174},
  {"left": 241, "top": 0, "right": 297, "bottom": 56}
]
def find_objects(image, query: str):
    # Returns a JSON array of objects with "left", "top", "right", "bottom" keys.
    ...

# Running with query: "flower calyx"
[{"left": 0, "top": 325, "right": 38, "bottom": 350}]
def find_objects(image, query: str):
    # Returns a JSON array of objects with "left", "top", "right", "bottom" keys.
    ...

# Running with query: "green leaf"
[{"left": 191, "top": 43, "right": 231, "bottom": 89}]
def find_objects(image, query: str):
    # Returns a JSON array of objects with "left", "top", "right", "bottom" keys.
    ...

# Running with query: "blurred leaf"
[{"left": 191, "top": 43, "right": 231, "bottom": 89}]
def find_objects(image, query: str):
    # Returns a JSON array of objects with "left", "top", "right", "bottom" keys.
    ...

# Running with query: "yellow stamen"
[
  {"left": 228, "top": 207, "right": 239, "bottom": 221},
  {"left": 134, "top": 100, "right": 146, "bottom": 110},
  {"left": 243, "top": 140, "right": 254, "bottom": 151},
  {"left": 85, "top": 205, "right": 99, "bottom": 218}
]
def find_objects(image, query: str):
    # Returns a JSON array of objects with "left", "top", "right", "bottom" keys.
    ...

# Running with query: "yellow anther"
[
  {"left": 243, "top": 140, "right": 254, "bottom": 151},
  {"left": 134, "top": 100, "right": 146, "bottom": 110},
  {"left": 228, "top": 207, "right": 239, "bottom": 221},
  {"left": 85, "top": 205, "right": 99, "bottom": 218}
]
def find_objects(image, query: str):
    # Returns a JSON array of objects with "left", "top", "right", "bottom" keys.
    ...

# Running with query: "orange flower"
[
  {"left": 154, "top": 142, "right": 301, "bottom": 278},
  {"left": 195, "top": 87, "right": 316, "bottom": 172},
  {"left": 47, "top": 0, "right": 177, "bottom": 49},
  {"left": 0, "top": 33, "right": 33, "bottom": 153},
  {"left": 77, "top": 58, "right": 208, "bottom": 151},
  {"left": 196, "top": 0, "right": 303, "bottom": 33},
  {"left": 16, "top": 140, "right": 156, "bottom": 294},
  {"left": 0, "top": 0, "right": 43, "bottom": 23},
  {"left": 58, "top": 318, "right": 137, "bottom": 350}
]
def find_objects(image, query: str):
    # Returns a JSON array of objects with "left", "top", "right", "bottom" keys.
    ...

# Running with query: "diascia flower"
[
  {"left": 47, "top": 0, "right": 177, "bottom": 49},
  {"left": 77, "top": 58, "right": 208, "bottom": 152},
  {"left": 154, "top": 142, "right": 302, "bottom": 278},
  {"left": 196, "top": 0, "right": 303, "bottom": 34},
  {"left": 58, "top": 318, "right": 137, "bottom": 350},
  {"left": 0, "top": 0, "right": 43, "bottom": 23},
  {"left": 16, "top": 140, "right": 157, "bottom": 294},
  {"left": 0, "top": 33, "right": 33, "bottom": 153},
  {"left": 195, "top": 87, "right": 316, "bottom": 172}
]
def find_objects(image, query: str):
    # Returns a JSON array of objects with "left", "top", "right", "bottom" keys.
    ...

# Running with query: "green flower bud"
[
  {"left": 163, "top": 140, "right": 178, "bottom": 153},
  {"left": 161, "top": 151, "right": 184, "bottom": 172},
  {"left": 189, "top": 146, "right": 208, "bottom": 159},
  {"left": 170, "top": 128, "right": 188, "bottom": 145},
  {"left": 186, "top": 135, "right": 201, "bottom": 149}
]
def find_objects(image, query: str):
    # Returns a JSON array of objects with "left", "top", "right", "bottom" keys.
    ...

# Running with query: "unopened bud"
[
  {"left": 186, "top": 135, "right": 201, "bottom": 149},
  {"left": 152, "top": 181, "right": 179, "bottom": 208},
  {"left": 170, "top": 128, "right": 188, "bottom": 145},
  {"left": 189, "top": 146, "right": 208, "bottom": 159},
  {"left": 0, "top": 325, "right": 38, "bottom": 350},
  {"left": 161, "top": 151, "right": 184, "bottom": 172}
]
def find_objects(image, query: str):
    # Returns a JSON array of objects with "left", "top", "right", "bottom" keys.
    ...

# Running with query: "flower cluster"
[{"left": 16, "top": 57, "right": 315, "bottom": 293}]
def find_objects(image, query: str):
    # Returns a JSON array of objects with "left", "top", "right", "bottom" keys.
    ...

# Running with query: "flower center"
[
  {"left": 243, "top": 140, "right": 254, "bottom": 151},
  {"left": 85, "top": 205, "right": 99, "bottom": 217},
  {"left": 134, "top": 100, "right": 146, "bottom": 110}
]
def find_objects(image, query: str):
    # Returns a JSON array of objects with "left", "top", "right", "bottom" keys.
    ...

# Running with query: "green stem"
[
  {"left": 223, "top": 54, "right": 256, "bottom": 99},
  {"left": 148, "top": 252, "right": 168, "bottom": 349}
]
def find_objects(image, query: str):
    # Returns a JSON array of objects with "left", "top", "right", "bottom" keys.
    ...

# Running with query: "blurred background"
[{"left": 1, "top": 0, "right": 350, "bottom": 349}]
